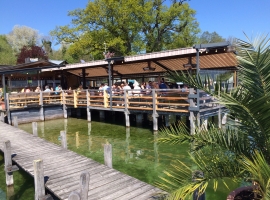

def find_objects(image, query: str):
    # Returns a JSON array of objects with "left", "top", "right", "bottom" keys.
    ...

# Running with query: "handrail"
[{"left": 7, "top": 88, "right": 218, "bottom": 113}]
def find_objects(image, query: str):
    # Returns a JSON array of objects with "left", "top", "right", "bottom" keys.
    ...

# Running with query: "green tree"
[
  {"left": 0, "top": 35, "right": 16, "bottom": 65},
  {"left": 157, "top": 34, "right": 270, "bottom": 199},
  {"left": 41, "top": 38, "right": 53, "bottom": 57},
  {"left": 199, "top": 31, "right": 225, "bottom": 43},
  {"left": 51, "top": 0, "right": 199, "bottom": 60},
  {"left": 6, "top": 25, "right": 40, "bottom": 54}
]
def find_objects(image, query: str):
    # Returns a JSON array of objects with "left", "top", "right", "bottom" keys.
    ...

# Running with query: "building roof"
[
  {"left": 53, "top": 46, "right": 237, "bottom": 80},
  {"left": 0, "top": 60, "right": 66, "bottom": 74}
]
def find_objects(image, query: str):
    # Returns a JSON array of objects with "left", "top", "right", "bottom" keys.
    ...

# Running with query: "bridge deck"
[{"left": 0, "top": 122, "right": 163, "bottom": 200}]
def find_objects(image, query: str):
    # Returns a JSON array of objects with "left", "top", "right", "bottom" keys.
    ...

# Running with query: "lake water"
[{"left": 0, "top": 117, "right": 238, "bottom": 199}]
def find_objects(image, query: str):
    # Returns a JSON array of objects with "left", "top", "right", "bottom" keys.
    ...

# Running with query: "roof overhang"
[
  {"left": 0, "top": 60, "right": 66, "bottom": 74},
  {"left": 43, "top": 43, "right": 238, "bottom": 80}
]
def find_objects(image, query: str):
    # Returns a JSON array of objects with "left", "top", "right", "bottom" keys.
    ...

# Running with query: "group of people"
[
  {"left": 97, "top": 78, "right": 171, "bottom": 97},
  {"left": 17, "top": 78, "right": 184, "bottom": 95},
  {"left": 20, "top": 85, "right": 63, "bottom": 93}
]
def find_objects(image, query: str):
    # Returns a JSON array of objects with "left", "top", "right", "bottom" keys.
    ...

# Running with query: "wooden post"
[
  {"left": 79, "top": 172, "right": 90, "bottom": 200},
  {"left": 13, "top": 116, "right": 18, "bottom": 128},
  {"left": 103, "top": 91, "right": 108, "bottom": 108},
  {"left": 86, "top": 90, "right": 91, "bottom": 122},
  {"left": 201, "top": 117, "right": 208, "bottom": 131},
  {"left": 60, "top": 130, "right": 67, "bottom": 149},
  {"left": 218, "top": 107, "right": 222, "bottom": 128},
  {"left": 104, "top": 143, "right": 112, "bottom": 168},
  {"left": 32, "top": 122, "right": 38, "bottom": 136},
  {"left": 33, "top": 159, "right": 45, "bottom": 200},
  {"left": 125, "top": 112, "right": 130, "bottom": 127},
  {"left": 222, "top": 113, "right": 228, "bottom": 125},
  {"left": 63, "top": 91, "right": 67, "bottom": 119},
  {"left": 189, "top": 88, "right": 195, "bottom": 135},
  {"left": 68, "top": 172, "right": 90, "bottom": 200},
  {"left": 6, "top": 93, "right": 11, "bottom": 125},
  {"left": 4, "top": 140, "right": 14, "bottom": 186},
  {"left": 39, "top": 91, "right": 44, "bottom": 121},
  {"left": 68, "top": 192, "right": 81, "bottom": 200},
  {"left": 152, "top": 115, "right": 158, "bottom": 131},
  {"left": 152, "top": 89, "right": 158, "bottom": 131},
  {"left": 74, "top": 90, "right": 77, "bottom": 108},
  {"left": 124, "top": 90, "right": 128, "bottom": 110},
  {"left": 124, "top": 90, "right": 130, "bottom": 127}
]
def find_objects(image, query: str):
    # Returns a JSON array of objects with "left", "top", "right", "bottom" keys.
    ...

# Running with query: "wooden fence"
[{"left": 6, "top": 89, "right": 219, "bottom": 113}]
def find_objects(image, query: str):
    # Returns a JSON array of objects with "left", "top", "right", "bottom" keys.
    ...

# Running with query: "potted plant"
[{"left": 156, "top": 34, "right": 270, "bottom": 200}]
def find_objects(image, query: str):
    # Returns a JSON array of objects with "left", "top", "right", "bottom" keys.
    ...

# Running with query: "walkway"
[{"left": 0, "top": 122, "right": 164, "bottom": 200}]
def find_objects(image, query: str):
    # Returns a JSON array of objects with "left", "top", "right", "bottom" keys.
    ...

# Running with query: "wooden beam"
[{"left": 152, "top": 60, "right": 173, "bottom": 73}]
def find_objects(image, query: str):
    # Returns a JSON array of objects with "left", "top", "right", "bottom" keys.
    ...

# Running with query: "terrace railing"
[{"left": 6, "top": 88, "right": 219, "bottom": 113}]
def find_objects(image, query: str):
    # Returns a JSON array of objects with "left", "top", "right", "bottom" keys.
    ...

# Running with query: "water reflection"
[
  {"left": 125, "top": 128, "right": 130, "bottom": 163},
  {"left": 6, "top": 185, "right": 14, "bottom": 199},
  {"left": 17, "top": 118, "right": 235, "bottom": 199},
  {"left": 76, "top": 131, "right": 80, "bottom": 148},
  {"left": 88, "top": 123, "right": 92, "bottom": 151},
  {"left": 40, "top": 121, "right": 44, "bottom": 137},
  {"left": 64, "top": 119, "right": 68, "bottom": 133},
  {"left": 154, "top": 132, "right": 159, "bottom": 167}
]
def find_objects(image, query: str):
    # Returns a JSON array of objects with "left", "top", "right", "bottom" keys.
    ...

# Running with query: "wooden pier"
[{"left": 0, "top": 121, "right": 164, "bottom": 200}]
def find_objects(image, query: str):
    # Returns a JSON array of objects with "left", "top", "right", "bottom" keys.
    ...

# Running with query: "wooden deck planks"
[{"left": 0, "top": 122, "right": 164, "bottom": 199}]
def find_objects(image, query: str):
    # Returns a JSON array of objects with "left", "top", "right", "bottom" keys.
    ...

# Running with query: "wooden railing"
[{"left": 6, "top": 89, "right": 220, "bottom": 113}]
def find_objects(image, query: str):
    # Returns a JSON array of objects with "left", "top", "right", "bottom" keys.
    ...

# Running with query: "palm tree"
[{"left": 156, "top": 34, "right": 270, "bottom": 200}]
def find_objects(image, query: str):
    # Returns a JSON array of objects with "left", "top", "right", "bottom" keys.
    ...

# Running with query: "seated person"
[
  {"left": 44, "top": 85, "right": 51, "bottom": 92},
  {"left": 55, "top": 85, "right": 62, "bottom": 94},
  {"left": 77, "top": 84, "right": 83, "bottom": 91},
  {"left": 35, "top": 87, "right": 41, "bottom": 92}
]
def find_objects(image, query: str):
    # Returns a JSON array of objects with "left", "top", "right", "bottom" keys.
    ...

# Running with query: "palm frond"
[
  {"left": 240, "top": 151, "right": 270, "bottom": 199},
  {"left": 159, "top": 34, "right": 270, "bottom": 199}
]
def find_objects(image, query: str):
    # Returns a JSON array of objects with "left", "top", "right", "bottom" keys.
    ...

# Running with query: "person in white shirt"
[
  {"left": 123, "top": 82, "right": 132, "bottom": 96},
  {"left": 44, "top": 85, "right": 51, "bottom": 92},
  {"left": 133, "top": 81, "right": 141, "bottom": 97}
]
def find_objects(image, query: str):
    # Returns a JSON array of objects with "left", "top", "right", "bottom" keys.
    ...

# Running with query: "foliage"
[
  {"left": 42, "top": 38, "right": 53, "bottom": 57},
  {"left": 157, "top": 34, "right": 270, "bottom": 199},
  {"left": 199, "top": 31, "right": 226, "bottom": 44},
  {"left": 17, "top": 45, "right": 48, "bottom": 64},
  {"left": 0, "top": 35, "right": 16, "bottom": 65},
  {"left": 6, "top": 25, "right": 40, "bottom": 54},
  {"left": 50, "top": 0, "right": 199, "bottom": 60}
]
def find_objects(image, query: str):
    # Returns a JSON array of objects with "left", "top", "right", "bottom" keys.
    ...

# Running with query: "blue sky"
[{"left": 0, "top": 0, "right": 269, "bottom": 49}]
